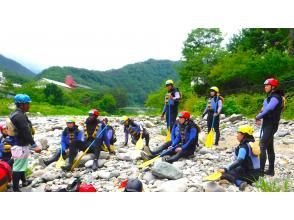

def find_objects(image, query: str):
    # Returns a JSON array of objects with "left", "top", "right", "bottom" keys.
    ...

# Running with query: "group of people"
[{"left": 0, "top": 77, "right": 285, "bottom": 192}]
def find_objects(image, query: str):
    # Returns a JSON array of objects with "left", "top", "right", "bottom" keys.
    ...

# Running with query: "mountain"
[
  {"left": 0, "top": 54, "right": 35, "bottom": 83},
  {"left": 37, "top": 59, "right": 180, "bottom": 106}
]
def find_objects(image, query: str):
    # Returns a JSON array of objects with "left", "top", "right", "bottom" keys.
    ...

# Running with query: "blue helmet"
[{"left": 14, "top": 94, "right": 32, "bottom": 104}]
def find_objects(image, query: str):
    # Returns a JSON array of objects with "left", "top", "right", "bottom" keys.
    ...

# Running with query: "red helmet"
[
  {"left": 88, "top": 109, "right": 99, "bottom": 117},
  {"left": 0, "top": 122, "right": 6, "bottom": 132},
  {"left": 178, "top": 111, "right": 190, "bottom": 120},
  {"left": 78, "top": 184, "right": 97, "bottom": 192},
  {"left": 264, "top": 78, "right": 279, "bottom": 87}
]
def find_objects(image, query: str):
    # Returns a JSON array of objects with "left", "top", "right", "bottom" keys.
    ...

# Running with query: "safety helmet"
[
  {"left": 0, "top": 122, "right": 7, "bottom": 132},
  {"left": 165, "top": 79, "right": 174, "bottom": 86},
  {"left": 78, "top": 184, "right": 97, "bottom": 192},
  {"left": 210, "top": 86, "right": 219, "bottom": 93},
  {"left": 124, "top": 178, "right": 143, "bottom": 192},
  {"left": 178, "top": 111, "right": 190, "bottom": 120},
  {"left": 237, "top": 125, "right": 254, "bottom": 136},
  {"left": 88, "top": 109, "right": 99, "bottom": 117},
  {"left": 66, "top": 118, "right": 76, "bottom": 123},
  {"left": 120, "top": 116, "right": 129, "bottom": 124},
  {"left": 14, "top": 94, "right": 32, "bottom": 104},
  {"left": 264, "top": 78, "right": 279, "bottom": 88}
]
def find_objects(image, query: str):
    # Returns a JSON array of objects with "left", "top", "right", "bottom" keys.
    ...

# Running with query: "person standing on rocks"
[
  {"left": 9, "top": 94, "right": 41, "bottom": 192},
  {"left": 218, "top": 125, "right": 261, "bottom": 191},
  {"left": 255, "top": 78, "right": 285, "bottom": 176},
  {"left": 202, "top": 86, "right": 223, "bottom": 146},
  {"left": 141, "top": 119, "right": 180, "bottom": 161},
  {"left": 161, "top": 80, "right": 181, "bottom": 134},
  {"left": 120, "top": 116, "right": 150, "bottom": 147},
  {"left": 153, "top": 111, "right": 199, "bottom": 163}
]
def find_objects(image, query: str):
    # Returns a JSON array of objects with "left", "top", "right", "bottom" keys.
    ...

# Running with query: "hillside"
[
  {"left": 37, "top": 59, "right": 179, "bottom": 106},
  {"left": 0, "top": 54, "right": 35, "bottom": 83}
]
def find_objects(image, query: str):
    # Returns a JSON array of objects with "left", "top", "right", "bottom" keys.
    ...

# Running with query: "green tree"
[
  {"left": 97, "top": 94, "right": 117, "bottom": 114},
  {"left": 44, "top": 83, "right": 64, "bottom": 105}
]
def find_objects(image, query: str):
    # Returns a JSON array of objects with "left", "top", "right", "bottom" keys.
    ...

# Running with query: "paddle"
[
  {"left": 56, "top": 147, "right": 66, "bottom": 169},
  {"left": 205, "top": 96, "right": 219, "bottom": 148},
  {"left": 70, "top": 124, "right": 108, "bottom": 171},
  {"left": 135, "top": 134, "right": 144, "bottom": 150},
  {"left": 138, "top": 145, "right": 178, "bottom": 169},
  {"left": 165, "top": 103, "right": 171, "bottom": 142},
  {"left": 203, "top": 171, "right": 222, "bottom": 182}
]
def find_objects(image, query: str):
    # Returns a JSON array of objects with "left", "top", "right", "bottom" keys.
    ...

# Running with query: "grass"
[{"left": 254, "top": 177, "right": 290, "bottom": 192}]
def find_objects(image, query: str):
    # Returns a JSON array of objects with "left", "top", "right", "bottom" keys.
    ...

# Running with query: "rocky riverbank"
[{"left": 2, "top": 114, "right": 293, "bottom": 192}]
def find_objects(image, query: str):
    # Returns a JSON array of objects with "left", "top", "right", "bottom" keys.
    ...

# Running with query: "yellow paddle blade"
[
  {"left": 71, "top": 148, "right": 89, "bottom": 171},
  {"left": 165, "top": 128, "right": 171, "bottom": 142},
  {"left": 56, "top": 155, "right": 66, "bottom": 169},
  {"left": 138, "top": 155, "right": 161, "bottom": 168},
  {"left": 203, "top": 171, "right": 222, "bottom": 181},
  {"left": 205, "top": 129, "right": 214, "bottom": 148},
  {"left": 136, "top": 135, "right": 144, "bottom": 150},
  {"left": 102, "top": 144, "right": 116, "bottom": 152}
]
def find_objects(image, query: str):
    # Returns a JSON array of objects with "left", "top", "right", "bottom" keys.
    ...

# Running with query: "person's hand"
[
  {"left": 255, "top": 119, "right": 262, "bottom": 126},
  {"left": 175, "top": 147, "right": 182, "bottom": 153},
  {"left": 65, "top": 148, "right": 70, "bottom": 155},
  {"left": 218, "top": 168, "right": 225, "bottom": 174},
  {"left": 167, "top": 146, "right": 172, "bottom": 150},
  {"left": 161, "top": 115, "right": 165, "bottom": 120},
  {"left": 213, "top": 113, "right": 218, "bottom": 117},
  {"left": 34, "top": 146, "right": 41, "bottom": 153}
]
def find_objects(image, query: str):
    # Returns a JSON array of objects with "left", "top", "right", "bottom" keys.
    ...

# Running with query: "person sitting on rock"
[
  {"left": 0, "top": 160, "right": 12, "bottom": 192},
  {"left": 218, "top": 125, "right": 261, "bottom": 191},
  {"left": 141, "top": 119, "right": 180, "bottom": 161},
  {"left": 99, "top": 118, "right": 116, "bottom": 155},
  {"left": 0, "top": 122, "right": 16, "bottom": 167},
  {"left": 40, "top": 118, "right": 85, "bottom": 169},
  {"left": 120, "top": 116, "right": 149, "bottom": 147},
  {"left": 145, "top": 111, "right": 199, "bottom": 163},
  {"left": 82, "top": 110, "right": 116, "bottom": 170}
]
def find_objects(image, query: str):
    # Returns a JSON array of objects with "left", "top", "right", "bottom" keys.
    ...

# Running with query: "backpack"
[
  {"left": 5, "top": 117, "right": 17, "bottom": 137},
  {"left": 248, "top": 141, "right": 260, "bottom": 156}
]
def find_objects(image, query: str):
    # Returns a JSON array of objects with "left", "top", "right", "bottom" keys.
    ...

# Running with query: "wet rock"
[{"left": 152, "top": 161, "right": 183, "bottom": 180}]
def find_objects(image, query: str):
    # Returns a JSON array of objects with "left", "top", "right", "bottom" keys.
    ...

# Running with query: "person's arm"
[
  {"left": 217, "top": 100, "right": 223, "bottom": 114},
  {"left": 181, "top": 128, "right": 197, "bottom": 150},
  {"left": 171, "top": 132, "right": 181, "bottom": 147},
  {"left": 77, "top": 130, "right": 85, "bottom": 142},
  {"left": 172, "top": 91, "right": 180, "bottom": 101},
  {"left": 124, "top": 126, "right": 129, "bottom": 145},
  {"left": 225, "top": 148, "right": 246, "bottom": 171},
  {"left": 256, "top": 97, "right": 279, "bottom": 120},
  {"left": 61, "top": 132, "right": 67, "bottom": 152}
]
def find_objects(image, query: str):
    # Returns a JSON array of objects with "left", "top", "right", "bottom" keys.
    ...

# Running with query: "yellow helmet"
[
  {"left": 120, "top": 116, "right": 129, "bottom": 124},
  {"left": 238, "top": 125, "right": 254, "bottom": 136},
  {"left": 165, "top": 80, "right": 174, "bottom": 86},
  {"left": 210, "top": 86, "right": 219, "bottom": 93},
  {"left": 66, "top": 118, "right": 76, "bottom": 123}
]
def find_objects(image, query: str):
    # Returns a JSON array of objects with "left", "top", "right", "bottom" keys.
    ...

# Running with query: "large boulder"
[{"left": 151, "top": 161, "right": 183, "bottom": 180}]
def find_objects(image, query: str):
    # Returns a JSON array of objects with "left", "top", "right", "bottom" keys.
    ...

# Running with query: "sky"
[{"left": 0, "top": 0, "right": 292, "bottom": 73}]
